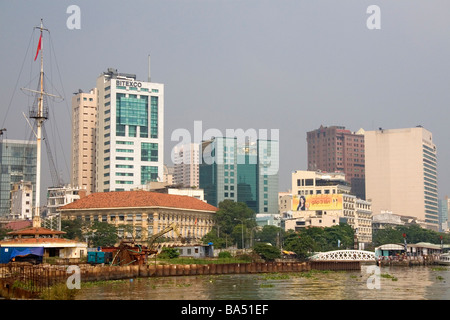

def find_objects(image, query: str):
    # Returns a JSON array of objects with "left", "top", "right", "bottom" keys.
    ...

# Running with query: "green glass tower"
[
  {"left": 200, "top": 137, "right": 278, "bottom": 213},
  {"left": 0, "top": 139, "right": 37, "bottom": 217}
]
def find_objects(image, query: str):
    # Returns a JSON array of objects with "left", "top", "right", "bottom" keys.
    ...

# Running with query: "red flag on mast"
[{"left": 34, "top": 34, "right": 42, "bottom": 61}]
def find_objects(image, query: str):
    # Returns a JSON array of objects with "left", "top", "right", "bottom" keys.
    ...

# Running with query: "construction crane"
[
  {"left": 109, "top": 223, "right": 184, "bottom": 266},
  {"left": 147, "top": 222, "right": 184, "bottom": 249}
]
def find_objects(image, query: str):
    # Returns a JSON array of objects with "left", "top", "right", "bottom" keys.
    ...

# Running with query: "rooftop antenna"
[{"left": 148, "top": 54, "right": 151, "bottom": 82}]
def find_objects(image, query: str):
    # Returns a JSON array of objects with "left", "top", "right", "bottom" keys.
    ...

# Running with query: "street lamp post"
[
  {"left": 234, "top": 218, "right": 245, "bottom": 249},
  {"left": 234, "top": 217, "right": 256, "bottom": 250}
]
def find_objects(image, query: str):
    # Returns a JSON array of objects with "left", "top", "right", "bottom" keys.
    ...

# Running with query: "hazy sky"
[{"left": 0, "top": 1, "right": 449, "bottom": 200}]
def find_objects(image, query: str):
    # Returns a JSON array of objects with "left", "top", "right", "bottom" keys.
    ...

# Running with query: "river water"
[{"left": 75, "top": 265, "right": 450, "bottom": 300}]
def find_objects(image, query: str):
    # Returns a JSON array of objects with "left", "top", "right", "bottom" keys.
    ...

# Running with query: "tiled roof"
[
  {"left": 0, "top": 237, "right": 84, "bottom": 246},
  {"left": 8, "top": 227, "right": 65, "bottom": 236},
  {"left": 59, "top": 190, "right": 219, "bottom": 212},
  {"left": 3, "top": 220, "right": 32, "bottom": 231}
]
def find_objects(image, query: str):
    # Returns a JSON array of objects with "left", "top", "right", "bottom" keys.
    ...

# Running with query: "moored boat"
[{"left": 437, "top": 253, "right": 450, "bottom": 266}]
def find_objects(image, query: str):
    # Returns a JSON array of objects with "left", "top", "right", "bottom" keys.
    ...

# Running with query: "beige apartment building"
[
  {"left": 278, "top": 191, "right": 292, "bottom": 214},
  {"left": 289, "top": 170, "right": 372, "bottom": 246},
  {"left": 71, "top": 88, "right": 97, "bottom": 195},
  {"left": 364, "top": 127, "right": 439, "bottom": 231}
]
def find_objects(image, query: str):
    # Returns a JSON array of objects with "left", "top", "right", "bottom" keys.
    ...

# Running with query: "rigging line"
[
  {"left": 55, "top": 114, "right": 70, "bottom": 184},
  {"left": 20, "top": 123, "right": 36, "bottom": 180},
  {"left": 49, "top": 102, "right": 70, "bottom": 185},
  {"left": 48, "top": 30, "right": 70, "bottom": 183},
  {"left": 1, "top": 29, "right": 34, "bottom": 129},
  {"left": 20, "top": 74, "right": 41, "bottom": 97},
  {"left": 42, "top": 124, "right": 60, "bottom": 186},
  {"left": 48, "top": 104, "right": 61, "bottom": 183},
  {"left": 43, "top": 73, "right": 64, "bottom": 102},
  {"left": 27, "top": 28, "right": 38, "bottom": 121},
  {"left": 48, "top": 32, "right": 70, "bottom": 122}
]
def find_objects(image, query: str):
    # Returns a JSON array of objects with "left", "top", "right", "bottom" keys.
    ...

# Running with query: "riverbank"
[
  {"left": 74, "top": 264, "right": 450, "bottom": 300},
  {"left": 0, "top": 260, "right": 361, "bottom": 299}
]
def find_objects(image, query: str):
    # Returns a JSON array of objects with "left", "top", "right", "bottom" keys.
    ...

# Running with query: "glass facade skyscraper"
[
  {"left": 95, "top": 69, "right": 164, "bottom": 192},
  {"left": 200, "top": 137, "right": 278, "bottom": 213},
  {"left": 0, "top": 139, "right": 37, "bottom": 217}
]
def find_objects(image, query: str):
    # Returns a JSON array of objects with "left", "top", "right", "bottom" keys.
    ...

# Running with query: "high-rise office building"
[
  {"left": 173, "top": 143, "right": 200, "bottom": 187},
  {"left": 438, "top": 197, "right": 449, "bottom": 232},
  {"left": 364, "top": 126, "right": 439, "bottom": 231},
  {"left": 0, "top": 139, "right": 37, "bottom": 217},
  {"left": 95, "top": 68, "right": 164, "bottom": 192},
  {"left": 71, "top": 88, "right": 97, "bottom": 195},
  {"left": 199, "top": 137, "right": 278, "bottom": 213},
  {"left": 307, "top": 125, "right": 366, "bottom": 199}
]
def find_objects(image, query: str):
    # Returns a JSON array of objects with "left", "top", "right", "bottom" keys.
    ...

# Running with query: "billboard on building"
[{"left": 293, "top": 194, "right": 343, "bottom": 211}]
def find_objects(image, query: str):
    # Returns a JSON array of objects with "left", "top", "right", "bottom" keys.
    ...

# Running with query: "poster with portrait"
[{"left": 293, "top": 194, "right": 343, "bottom": 211}]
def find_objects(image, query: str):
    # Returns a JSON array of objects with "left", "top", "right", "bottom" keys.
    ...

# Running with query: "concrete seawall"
[
  {"left": 80, "top": 261, "right": 314, "bottom": 281},
  {"left": 79, "top": 261, "right": 361, "bottom": 281},
  {"left": 0, "top": 261, "right": 361, "bottom": 298}
]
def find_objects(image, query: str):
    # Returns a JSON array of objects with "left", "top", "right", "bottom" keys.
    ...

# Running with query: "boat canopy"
[{"left": 376, "top": 244, "right": 404, "bottom": 251}]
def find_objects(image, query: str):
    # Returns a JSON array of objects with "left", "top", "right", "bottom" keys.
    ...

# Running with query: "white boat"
[{"left": 437, "top": 253, "right": 450, "bottom": 266}]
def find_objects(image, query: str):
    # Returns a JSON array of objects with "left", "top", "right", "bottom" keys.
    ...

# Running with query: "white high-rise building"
[
  {"left": 10, "top": 181, "right": 33, "bottom": 220},
  {"left": 95, "top": 68, "right": 164, "bottom": 192},
  {"left": 364, "top": 126, "right": 439, "bottom": 231},
  {"left": 173, "top": 143, "right": 200, "bottom": 187},
  {"left": 71, "top": 88, "right": 97, "bottom": 195}
]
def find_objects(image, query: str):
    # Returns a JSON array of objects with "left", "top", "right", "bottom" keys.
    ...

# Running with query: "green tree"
[
  {"left": 231, "top": 224, "right": 246, "bottom": 249},
  {"left": 158, "top": 247, "right": 180, "bottom": 259},
  {"left": 253, "top": 243, "right": 280, "bottom": 261},
  {"left": 300, "top": 227, "right": 326, "bottom": 251},
  {"left": 61, "top": 219, "right": 86, "bottom": 240},
  {"left": 218, "top": 251, "right": 232, "bottom": 259},
  {"left": 0, "top": 225, "right": 11, "bottom": 240},
  {"left": 88, "top": 222, "right": 118, "bottom": 247},
  {"left": 323, "top": 224, "right": 354, "bottom": 250},
  {"left": 202, "top": 227, "right": 227, "bottom": 248},
  {"left": 215, "top": 200, "right": 255, "bottom": 234},
  {"left": 373, "top": 224, "right": 449, "bottom": 246},
  {"left": 255, "top": 225, "right": 283, "bottom": 247},
  {"left": 372, "top": 226, "right": 403, "bottom": 246},
  {"left": 283, "top": 230, "right": 316, "bottom": 260},
  {"left": 397, "top": 224, "right": 440, "bottom": 244},
  {"left": 202, "top": 200, "right": 255, "bottom": 248}
]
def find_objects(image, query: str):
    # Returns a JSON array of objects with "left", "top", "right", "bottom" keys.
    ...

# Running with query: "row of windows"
[
  {"left": 297, "top": 189, "right": 339, "bottom": 195},
  {"left": 141, "top": 143, "right": 158, "bottom": 162},
  {"left": 116, "top": 84, "right": 158, "bottom": 93},
  {"left": 150, "top": 97, "right": 158, "bottom": 138}
]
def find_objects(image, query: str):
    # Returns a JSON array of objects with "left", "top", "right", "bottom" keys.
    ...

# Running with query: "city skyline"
[{"left": 0, "top": 1, "right": 449, "bottom": 200}]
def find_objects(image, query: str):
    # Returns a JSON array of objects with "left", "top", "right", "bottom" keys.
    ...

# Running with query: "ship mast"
[
  {"left": 22, "top": 19, "right": 60, "bottom": 228},
  {"left": 33, "top": 19, "right": 46, "bottom": 228}
]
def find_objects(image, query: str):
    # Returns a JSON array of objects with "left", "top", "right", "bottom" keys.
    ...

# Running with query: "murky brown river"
[{"left": 75, "top": 265, "right": 450, "bottom": 300}]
